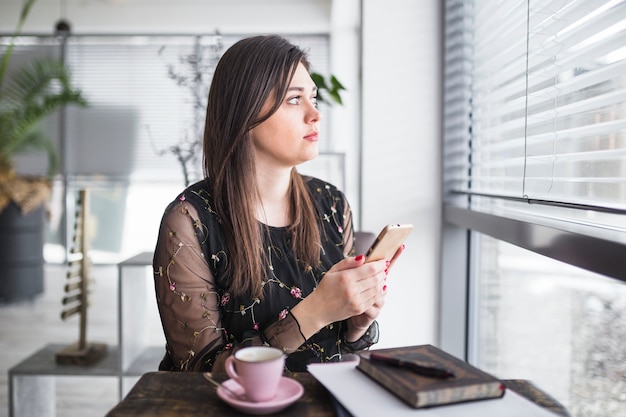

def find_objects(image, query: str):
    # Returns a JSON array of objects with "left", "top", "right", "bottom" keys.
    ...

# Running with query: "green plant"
[
  {"left": 0, "top": 0, "right": 87, "bottom": 180},
  {"left": 310, "top": 72, "right": 346, "bottom": 106}
]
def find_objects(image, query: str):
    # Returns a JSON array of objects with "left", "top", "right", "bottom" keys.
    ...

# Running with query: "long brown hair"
[{"left": 203, "top": 35, "right": 321, "bottom": 299}]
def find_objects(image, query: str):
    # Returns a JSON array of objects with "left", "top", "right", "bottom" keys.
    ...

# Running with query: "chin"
[
  {"left": 295, "top": 151, "right": 319, "bottom": 168},
  {"left": 305, "top": 150, "right": 319, "bottom": 162}
]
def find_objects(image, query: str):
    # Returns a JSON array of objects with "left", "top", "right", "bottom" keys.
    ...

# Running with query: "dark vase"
[{"left": 0, "top": 202, "right": 45, "bottom": 303}]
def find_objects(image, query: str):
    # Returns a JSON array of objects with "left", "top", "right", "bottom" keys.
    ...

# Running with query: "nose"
[{"left": 307, "top": 101, "right": 322, "bottom": 124}]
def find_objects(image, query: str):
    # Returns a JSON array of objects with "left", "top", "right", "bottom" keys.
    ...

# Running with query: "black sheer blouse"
[{"left": 153, "top": 176, "right": 359, "bottom": 372}]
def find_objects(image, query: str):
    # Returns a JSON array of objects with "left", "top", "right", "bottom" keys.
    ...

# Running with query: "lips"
[{"left": 304, "top": 131, "right": 319, "bottom": 141}]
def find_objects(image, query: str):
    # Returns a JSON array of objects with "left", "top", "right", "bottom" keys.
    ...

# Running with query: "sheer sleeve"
[
  {"left": 341, "top": 193, "right": 356, "bottom": 257},
  {"left": 153, "top": 201, "right": 230, "bottom": 371},
  {"left": 336, "top": 192, "right": 381, "bottom": 353},
  {"left": 153, "top": 200, "right": 309, "bottom": 371}
]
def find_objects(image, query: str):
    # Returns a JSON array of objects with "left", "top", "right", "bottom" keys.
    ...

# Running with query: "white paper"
[{"left": 307, "top": 361, "right": 558, "bottom": 417}]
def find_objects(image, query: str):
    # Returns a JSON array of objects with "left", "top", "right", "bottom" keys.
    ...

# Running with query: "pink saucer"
[{"left": 217, "top": 376, "right": 304, "bottom": 415}]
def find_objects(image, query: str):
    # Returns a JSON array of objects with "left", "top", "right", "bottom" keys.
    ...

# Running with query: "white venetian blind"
[
  {"left": 444, "top": 0, "right": 626, "bottom": 230},
  {"left": 63, "top": 34, "right": 330, "bottom": 184},
  {"left": 65, "top": 36, "right": 200, "bottom": 182},
  {"left": 442, "top": 0, "right": 474, "bottom": 206}
]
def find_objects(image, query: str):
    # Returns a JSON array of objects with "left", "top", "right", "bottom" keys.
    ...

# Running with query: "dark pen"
[{"left": 369, "top": 353, "right": 455, "bottom": 379}]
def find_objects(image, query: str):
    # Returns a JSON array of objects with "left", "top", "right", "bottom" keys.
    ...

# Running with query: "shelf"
[
  {"left": 9, "top": 252, "right": 162, "bottom": 417},
  {"left": 8, "top": 344, "right": 120, "bottom": 417},
  {"left": 9, "top": 344, "right": 119, "bottom": 378}
]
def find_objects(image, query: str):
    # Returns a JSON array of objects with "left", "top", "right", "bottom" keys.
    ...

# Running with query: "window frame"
[{"left": 439, "top": 0, "right": 626, "bottom": 361}]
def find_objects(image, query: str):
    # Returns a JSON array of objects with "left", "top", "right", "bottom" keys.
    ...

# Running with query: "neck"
[{"left": 255, "top": 166, "right": 292, "bottom": 227}]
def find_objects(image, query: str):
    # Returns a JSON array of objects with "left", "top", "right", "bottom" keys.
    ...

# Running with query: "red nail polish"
[
  {"left": 383, "top": 285, "right": 387, "bottom": 291},
  {"left": 355, "top": 254, "right": 364, "bottom": 261}
]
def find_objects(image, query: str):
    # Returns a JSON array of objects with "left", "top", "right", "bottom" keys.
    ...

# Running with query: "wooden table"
[
  {"left": 105, "top": 371, "right": 570, "bottom": 417},
  {"left": 105, "top": 371, "right": 337, "bottom": 416}
]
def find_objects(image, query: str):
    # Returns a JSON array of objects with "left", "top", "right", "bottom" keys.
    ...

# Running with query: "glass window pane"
[
  {"left": 471, "top": 233, "right": 626, "bottom": 417},
  {"left": 3, "top": 34, "right": 333, "bottom": 263}
]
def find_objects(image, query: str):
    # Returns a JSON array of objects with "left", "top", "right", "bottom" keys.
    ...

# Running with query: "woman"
[{"left": 153, "top": 35, "right": 403, "bottom": 373}]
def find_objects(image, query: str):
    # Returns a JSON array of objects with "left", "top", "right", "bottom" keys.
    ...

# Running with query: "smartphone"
[{"left": 364, "top": 224, "right": 413, "bottom": 262}]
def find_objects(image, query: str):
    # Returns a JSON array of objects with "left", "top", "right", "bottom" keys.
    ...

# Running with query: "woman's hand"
[
  {"left": 343, "top": 243, "right": 406, "bottom": 341},
  {"left": 291, "top": 244, "right": 404, "bottom": 340},
  {"left": 344, "top": 296, "right": 385, "bottom": 342},
  {"left": 291, "top": 255, "right": 386, "bottom": 338}
]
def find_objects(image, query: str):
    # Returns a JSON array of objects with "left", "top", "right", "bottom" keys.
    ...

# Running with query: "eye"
[{"left": 287, "top": 95, "right": 301, "bottom": 105}]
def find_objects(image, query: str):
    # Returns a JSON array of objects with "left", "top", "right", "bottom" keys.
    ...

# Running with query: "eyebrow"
[{"left": 287, "top": 85, "right": 318, "bottom": 93}]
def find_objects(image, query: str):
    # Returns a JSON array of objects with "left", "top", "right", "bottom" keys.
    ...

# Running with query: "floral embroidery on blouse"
[{"left": 153, "top": 176, "right": 355, "bottom": 372}]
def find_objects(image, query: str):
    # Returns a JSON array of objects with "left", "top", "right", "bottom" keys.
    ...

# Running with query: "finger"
[
  {"left": 387, "top": 243, "right": 406, "bottom": 269},
  {"left": 341, "top": 261, "right": 386, "bottom": 291},
  {"left": 362, "top": 301, "right": 384, "bottom": 322},
  {"left": 358, "top": 276, "right": 386, "bottom": 304},
  {"left": 331, "top": 254, "right": 367, "bottom": 273}
]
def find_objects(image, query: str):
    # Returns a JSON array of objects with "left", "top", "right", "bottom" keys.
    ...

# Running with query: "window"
[
  {"left": 1, "top": 34, "right": 332, "bottom": 263},
  {"left": 472, "top": 234, "right": 626, "bottom": 416},
  {"left": 442, "top": 1, "right": 626, "bottom": 416}
]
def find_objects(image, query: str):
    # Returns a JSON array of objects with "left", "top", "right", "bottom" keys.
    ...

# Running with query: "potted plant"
[
  {"left": 310, "top": 72, "right": 345, "bottom": 106},
  {"left": 0, "top": 0, "right": 87, "bottom": 302}
]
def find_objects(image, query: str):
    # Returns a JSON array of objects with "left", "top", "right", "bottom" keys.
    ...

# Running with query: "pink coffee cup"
[{"left": 224, "top": 346, "right": 285, "bottom": 402}]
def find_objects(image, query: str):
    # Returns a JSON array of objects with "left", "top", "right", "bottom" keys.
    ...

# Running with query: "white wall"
[
  {"left": 1, "top": 0, "right": 442, "bottom": 347},
  {"left": 361, "top": 1, "right": 441, "bottom": 347},
  {"left": 0, "top": 0, "right": 332, "bottom": 34}
]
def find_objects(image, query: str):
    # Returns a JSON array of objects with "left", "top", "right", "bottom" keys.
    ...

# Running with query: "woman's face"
[{"left": 250, "top": 62, "right": 322, "bottom": 172}]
